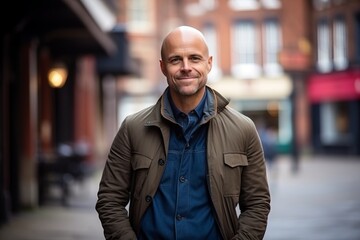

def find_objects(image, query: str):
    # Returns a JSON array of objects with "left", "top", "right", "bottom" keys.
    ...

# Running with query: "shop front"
[
  {"left": 308, "top": 69, "right": 360, "bottom": 155},
  {"left": 209, "top": 75, "right": 293, "bottom": 153}
]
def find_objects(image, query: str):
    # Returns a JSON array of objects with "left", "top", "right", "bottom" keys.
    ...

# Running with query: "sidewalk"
[
  {"left": 0, "top": 170, "right": 104, "bottom": 240},
  {"left": 264, "top": 155, "right": 360, "bottom": 240},
  {"left": 0, "top": 155, "right": 360, "bottom": 240}
]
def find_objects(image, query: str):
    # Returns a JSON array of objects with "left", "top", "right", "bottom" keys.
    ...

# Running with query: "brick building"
[
  {"left": 111, "top": 0, "right": 360, "bottom": 157},
  {"left": 307, "top": 0, "right": 360, "bottom": 155}
]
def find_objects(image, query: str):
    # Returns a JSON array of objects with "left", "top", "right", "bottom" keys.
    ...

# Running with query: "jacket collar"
[{"left": 144, "top": 86, "right": 229, "bottom": 127}]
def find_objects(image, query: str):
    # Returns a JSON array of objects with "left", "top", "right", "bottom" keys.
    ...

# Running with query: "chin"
[{"left": 178, "top": 88, "right": 200, "bottom": 96}]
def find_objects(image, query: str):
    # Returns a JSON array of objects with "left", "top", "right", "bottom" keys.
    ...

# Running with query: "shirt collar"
[{"left": 167, "top": 90, "right": 207, "bottom": 119}]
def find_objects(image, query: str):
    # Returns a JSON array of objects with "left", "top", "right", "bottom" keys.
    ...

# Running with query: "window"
[
  {"left": 228, "top": 0, "right": 259, "bottom": 11},
  {"left": 232, "top": 20, "right": 260, "bottom": 78},
  {"left": 261, "top": 0, "right": 281, "bottom": 9},
  {"left": 126, "top": 0, "right": 153, "bottom": 32},
  {"left": 333, "top": 17, "right": 348, "bottom": 70},
  {"left": 200, "top": 0, "right": 217, "bottom": 10},
  {"left": 203, "top": 24, "right": 221, "bottom": 83},
  {"left": 263, "top": 19, "right": 282, "bottom": 76},
  {"left": 185, "top": 0, "right": 217, "bottom": 16},
  {"left": 320, "top": 102, "right": 350, "bottom": 144},
  {"left": 313, "top": 0, "right": 330, "bottom": 10},
  {"left": 317, "top": 20, "right": 332, "bottom": 72}
]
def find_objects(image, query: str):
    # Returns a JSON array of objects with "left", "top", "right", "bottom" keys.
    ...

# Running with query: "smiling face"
[{"left": 160, "top": 26, "right": 212, "bottom": 108}]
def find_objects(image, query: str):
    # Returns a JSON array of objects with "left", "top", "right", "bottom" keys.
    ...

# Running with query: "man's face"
[{"left": 160, "top": 31, "right": 212, "bottom": 98}]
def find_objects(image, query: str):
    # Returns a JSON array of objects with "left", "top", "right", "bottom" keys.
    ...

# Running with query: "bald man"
[{"left": 96, "top": 26, "right": 270, "bottom": 240}]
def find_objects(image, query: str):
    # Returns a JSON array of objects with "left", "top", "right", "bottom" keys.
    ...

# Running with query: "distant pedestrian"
[{"left": 258, "top": 124, "right": 278, "bottom": 174}]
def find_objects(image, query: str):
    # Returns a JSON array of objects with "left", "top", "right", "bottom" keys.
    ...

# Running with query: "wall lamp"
[{"left": 48, "top": 62, "right": 68, "bottom": 88}]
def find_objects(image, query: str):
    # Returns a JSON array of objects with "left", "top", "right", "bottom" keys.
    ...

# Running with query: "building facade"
[
  {"left": 0, "top": 0, "right": 130, "bottom": 224},
  {"left": 308, "top": 0, "right": 360, "bottom": 155},
  {"left": 115, "top": 0, "right": 360, "bottom": 158}
]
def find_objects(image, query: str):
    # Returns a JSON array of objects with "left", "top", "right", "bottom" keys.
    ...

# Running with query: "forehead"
[{"left": 163, "top": 30, "right": 208, "bottom": 57}]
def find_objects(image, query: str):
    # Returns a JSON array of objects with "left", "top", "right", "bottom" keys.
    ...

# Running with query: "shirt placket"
[{"left": 175, "top": 112, "right": 198, "bottom": 239}]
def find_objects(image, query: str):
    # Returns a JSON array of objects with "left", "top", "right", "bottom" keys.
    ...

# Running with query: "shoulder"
[
  {"left": 222, "top": 106, "right": 256, "bottom": 128},
  {"left": 125, "top": 104, "right": 155, "bottom": 123},
  {"left": 121, "top": 95, "right": 161, "bottom": 124},
  {"left": 120, "top": 106, "right": 160, "bottom": 138},
  {"left": 208, "top": 86, "right": 255, "bottom": 129},
  {"left": 209, "top": 106, "right": 258, "bottom": 144}
]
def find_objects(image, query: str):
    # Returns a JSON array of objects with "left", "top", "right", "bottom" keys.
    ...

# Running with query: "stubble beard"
[{"left": 174, "top": 77, "right": 206, "bottom": 96}]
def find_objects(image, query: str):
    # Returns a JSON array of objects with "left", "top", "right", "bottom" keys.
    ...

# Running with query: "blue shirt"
[{"left": 139, "top": 90, "right": 222, "bottom": 239}]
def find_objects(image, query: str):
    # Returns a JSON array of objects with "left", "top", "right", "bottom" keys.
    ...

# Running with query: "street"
[
  {"left": 264, "top": 155, "right": 360, "bottom": 240},
  {"left": 0, "top": 155, "right": 359, "bottom": 240}
]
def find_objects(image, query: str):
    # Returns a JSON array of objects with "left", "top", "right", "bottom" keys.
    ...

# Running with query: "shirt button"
[
  {"left": 176, "top": 214, "right": 183, "bottom": 221},
  {"left": 158, "top": 158, "right": 165, "bottom": 166},
  {"left": 145, "top": 195, "right": 152, "bottom": 202},
  {"left": 185, "top": 142, "right": 190, "bottom": 148},
  {"left": 176, "top": 132, "right": 182, "bottom": 139},
  {"left": 179, "top": 176, "right": 186, "bottom": 183}
]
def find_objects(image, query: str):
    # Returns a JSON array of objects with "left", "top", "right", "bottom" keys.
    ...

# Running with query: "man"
[{"left": 96, "top": 25, "right": 271, "bottom": 239}]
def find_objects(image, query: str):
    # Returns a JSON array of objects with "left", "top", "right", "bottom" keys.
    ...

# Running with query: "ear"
[
  {"left": 207, "top": 56, "right": 213, "bottom": 72},
  {"left": 159, "top": 59, "right": 167, "bottom": 76}
]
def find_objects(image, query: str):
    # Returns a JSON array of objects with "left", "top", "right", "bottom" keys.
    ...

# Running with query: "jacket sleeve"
[
  {"left": 234, "top": 120, "right": 271, "bottom": 240},
  {"left": 96, "top": 118, "right": 137, "bottom": 240}
]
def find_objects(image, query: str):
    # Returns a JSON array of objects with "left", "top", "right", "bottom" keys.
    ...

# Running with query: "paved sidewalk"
[
  {"left": 0, "top": 155, "right": 360, "bottom": 240},
  {"left": 264, "top": 155, "right": 360, "bottom": 240},
  {"left": 0, "top": 170, "right": 104, "bottom": 240}
]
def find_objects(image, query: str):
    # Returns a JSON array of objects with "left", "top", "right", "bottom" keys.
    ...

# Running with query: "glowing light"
[{"left": 48, "top": 65, "right": 68, "bottom": 88}]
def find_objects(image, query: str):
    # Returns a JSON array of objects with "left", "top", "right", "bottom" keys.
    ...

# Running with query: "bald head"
[
  {"left": 161, "top": 26, "right": 209, "bottom": 60},
  {"left": 158, "top": 25, "right": 213, "bottom": 111}
]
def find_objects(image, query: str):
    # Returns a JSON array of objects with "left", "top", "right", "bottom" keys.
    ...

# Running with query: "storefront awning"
[
  {"left": 96, "top": 25, "right": 136, "bottom": 76},
  {"left": 308, "top": 70, "right": 360, "bottom": 103},
  {"left": 4, "top": 0, "right": 118, "bottom": 57},
  {"left": 208, "top": 75, "right": 293, "bottom": 100}
]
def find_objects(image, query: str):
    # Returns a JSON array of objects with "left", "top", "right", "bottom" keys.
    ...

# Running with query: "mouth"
[{"left": 176, "top": 76, "right": 198, "bottom": 80}]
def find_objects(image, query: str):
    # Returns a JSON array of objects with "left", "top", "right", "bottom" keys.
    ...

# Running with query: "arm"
[
  {"left": 96, "top": 118, "right": 137, "bottom": 240},
  {"left": 235, "top": 121, "right": 271, "bottom": 239}
]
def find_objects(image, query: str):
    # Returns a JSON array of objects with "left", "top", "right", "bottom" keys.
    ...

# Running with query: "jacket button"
[
  {"left": 176, "top": 214, "right": 183, "bottom": 221},
  {"left": 145, "top": 195, "right": 152, "bottom": 202},
  {"left": 158, "top": 158, "right": 165, "bottom": 166}
]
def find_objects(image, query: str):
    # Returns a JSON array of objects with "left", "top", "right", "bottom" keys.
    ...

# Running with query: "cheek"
[
  {"left": 166, "top": 66, "right": 180, "bottom": 77},
  {"left": 160, "top": 62, "right": 175, "bottom": 77},
  {"left": 161, "top": 65, "right": 168, "bottom": 76},
  {"left": 198, "top": 62, "right": 211, "bottom": 74}
]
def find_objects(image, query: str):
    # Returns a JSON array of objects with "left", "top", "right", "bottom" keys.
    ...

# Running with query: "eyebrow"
[{"left": 167, "top": 54, "right": 203, "bottom": 60}]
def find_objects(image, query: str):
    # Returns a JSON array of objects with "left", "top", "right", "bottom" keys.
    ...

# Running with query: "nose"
[{"left": 181, "top": 59, "right": 191, "bottom": 71}]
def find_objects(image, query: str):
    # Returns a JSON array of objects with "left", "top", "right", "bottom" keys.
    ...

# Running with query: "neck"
[{"left": 170, "top": 89, "right": 205, "bottom": 114}]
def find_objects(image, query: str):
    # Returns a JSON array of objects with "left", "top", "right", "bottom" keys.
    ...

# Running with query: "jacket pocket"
[
  {"left": 132, "top": 153, "right": 152, "bottom": 170},
  {"left": 223, "top": 153, "right": 248, "bottom": 196},
  {"left": 224, "top": 153, "right": 248, "bottom": 167},
  {"left": 131, "top": 154, "right": 152, "bottom": 199}
]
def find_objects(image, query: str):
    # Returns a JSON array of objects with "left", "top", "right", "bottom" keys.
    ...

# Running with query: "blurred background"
[{"left": 1, "top": 0, "right": 360, "bottom": 239}]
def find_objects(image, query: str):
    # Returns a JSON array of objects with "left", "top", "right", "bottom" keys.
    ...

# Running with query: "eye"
[
  {"left": 190, "top": 56, "right": 202, "bottom": 62},
  {"left": 169, "top": 57, "right": 181, "bottom": 64}
]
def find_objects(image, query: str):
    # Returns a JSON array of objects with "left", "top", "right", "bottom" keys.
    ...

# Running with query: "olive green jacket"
[{"left": 96, "top": 86, "right": 271, "bottom": 239}]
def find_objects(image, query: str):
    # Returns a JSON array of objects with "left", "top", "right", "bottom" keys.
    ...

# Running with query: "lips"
[{"left": 176, "top": 76, "right": 198, "bottom": 80}]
